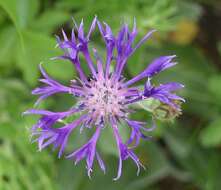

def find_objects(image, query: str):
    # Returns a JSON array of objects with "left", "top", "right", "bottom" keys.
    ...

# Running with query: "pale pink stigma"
[{"left": 82, "top": 71, "right": 129, "bottom": 122}]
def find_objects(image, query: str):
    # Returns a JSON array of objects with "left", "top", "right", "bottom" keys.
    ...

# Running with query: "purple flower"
[
  {"left": 25, "top": 17, "right": 184, "bottom": 179},
  {"left": 97, "top": 21, "right": 115, "bottom": 77},
  {"left": 143, "top": 80, "right": 185, "bottom": 110},
  {"left": 123, "top": 55, "right": 177, "bottom": 87},
  {"left": 23, "top": 108, "right": 84, "bottom": 157},
  {"left": 54, "top": 17, "right": 97, "bottom": 78},
  {"left": 110, "top": 117, "right": 146, "bottom": 180},
  {"left": 125, "top": 119, "right": 155, "bottom": 148},
  {"left": 67, "top": 126, "right": 105, "bottom": 178},
  {"left": 32, "top": 64, "right": 75, "bottom": 105}
]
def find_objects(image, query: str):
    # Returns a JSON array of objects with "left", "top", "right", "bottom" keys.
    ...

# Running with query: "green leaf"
[
  {"left": 0, "top": 26, "right": 17, "bottom": 65},
  {"left": 136, "top": 98, "right": 161, "bottom": 112},
  {"left": 200, "top": 118, "right": 221, "bottom": 147},
  {"left": 56, "top": 160, "right": 85, "bottom": 190},
  {"left": 0, "top": 0, "right": 39, "bottom": 51},
  {"left": 31, "top": 9, "right": 70, "bottom": 34},
  {"left": 0, "top": 0, "right": 39, "bottom": 29},
  {"left": 126, "top": 143, "right": 171, "bottom": 190},
  {"left": 98, "top": 124, "right": 129, "bottom": 156},
  {"left": 164, "top": 127, "right": 192, "bottom": 159},
  {"left": 16, "top": 30, "right": 75, "bottom": 85},
  {"left": 127, "top": 48, "right": 146, "bottom": 76},
  {"left": 0, "top": 121, "right": 56, "bottom": 190},
  {"left": 208, "top": 75, "right": 221, "bottom": 103},
  {"left": 177, "top": 1, "right": 202, "bottom": 21},
  {"left": 56, "top": 0, "right": 184, "bottom": 32},
  {"left": 0, "top": 122, "right": 17, "bottom": 139}
]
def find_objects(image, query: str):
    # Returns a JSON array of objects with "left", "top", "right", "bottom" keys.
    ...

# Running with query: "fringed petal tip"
[
  {"left": 50, "top": 57, "right": 58, "bottom": 60},
  {"left": 87, "top": 168, "right": 93, "bottom": 179},
  {"left": 22, "top": 111, "right": 29, "bottom": 116},
  {"left": 146, "top": 55, "right": 177, "bottom": 76},
  {"left": 22, "top": 109, "right": 43, "bottom": 116},
  {"left": 113, "top": 158, "right": 122, "bottom": 181},
  {"left": 96, "top": 152, "right": 106, "bottom": 174},
  {"left": 61, "top": 29, "right": 68, "bottom": 41},
  {"left": 112, "top": 155, "right": 145, "bottom": 181},
  {"left": 33, "top": 99, "right": 42, "bottom": 107}
]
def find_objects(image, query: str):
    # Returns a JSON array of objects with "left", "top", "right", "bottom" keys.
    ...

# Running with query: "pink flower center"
[{"left": 83, "top": 76, "right": 126, "bottom": 119}]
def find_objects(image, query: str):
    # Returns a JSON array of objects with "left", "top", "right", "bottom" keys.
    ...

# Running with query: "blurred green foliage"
[{"left": 0, "top": 0, "right": 221, "bottom": 190}]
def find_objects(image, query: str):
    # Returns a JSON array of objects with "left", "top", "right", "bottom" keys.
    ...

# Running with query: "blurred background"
[{"left": 0, "top": 0, "right": 221, "bottom": 189}]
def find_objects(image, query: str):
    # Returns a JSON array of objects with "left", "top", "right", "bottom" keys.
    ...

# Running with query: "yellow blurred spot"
[{"left": 170, "top": 20, "right": 199, "bottom": 45}]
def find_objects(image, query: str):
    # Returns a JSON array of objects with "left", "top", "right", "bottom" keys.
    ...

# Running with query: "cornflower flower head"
[{"left": 24, "top": 17, "right": 184, "bottom": 180}]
